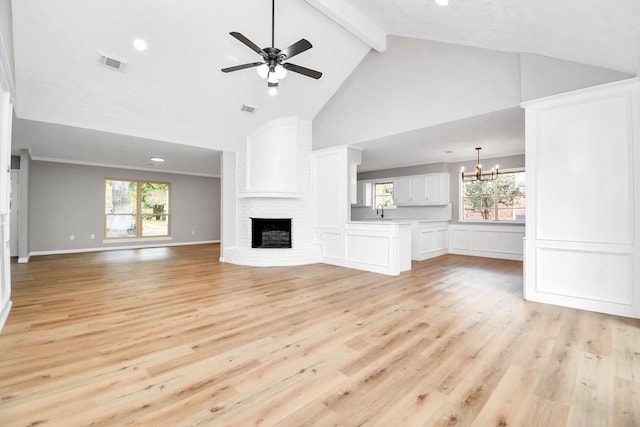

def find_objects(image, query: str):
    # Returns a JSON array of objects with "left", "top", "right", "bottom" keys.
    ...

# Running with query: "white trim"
[
  {"left": 0, "top": 299, "right": 11, "bottom": 331},
  {"left": 17, "top": 256, "right": 30, "bottom": 264},
  {"left": 520, "top": 77, "right": 640, "bottom": 108},
  {"left": 27, "top": 240, "right": 219, "bottom": 258},
  {"left": 29, "top": 156, "right": 220, "bottom": 178},
  {"left": 103, "top": 236, "right": 173, "bottom": 244},
  {"left": 0, "top": 32, "right": 15, "bottom": 102}
]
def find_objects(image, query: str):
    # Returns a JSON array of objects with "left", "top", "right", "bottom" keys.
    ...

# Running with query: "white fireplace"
[{"left": 222, "top": 117, "right": 321, "bottom": 266}]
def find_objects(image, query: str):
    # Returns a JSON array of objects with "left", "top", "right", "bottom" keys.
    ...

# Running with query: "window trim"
[
  {"left": 373, "top": 181, "right": 396, "bottom": 209},
  {"left": 459, "top": 168, "right": 526, "bottom": 223},
  {"left": 104, "top": 178, "right": 172, "bottom": 240}
]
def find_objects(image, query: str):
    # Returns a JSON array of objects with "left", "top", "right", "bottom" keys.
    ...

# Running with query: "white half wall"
[
  {"left": 449, "top": 223, "right": 525, "bottom": 261},
  {"left": 523, "top": 78, "right": 640, "bottom": 319}
]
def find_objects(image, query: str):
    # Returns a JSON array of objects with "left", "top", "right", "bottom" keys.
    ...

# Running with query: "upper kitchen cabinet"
[
  {"left": 425, "top": 173, "right": 449, "bottom": 205},
  {"left": 394, "top": 173, "right": 449, "bottom": 206}
]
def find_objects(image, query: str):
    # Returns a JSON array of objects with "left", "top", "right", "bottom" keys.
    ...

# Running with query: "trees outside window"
[
  {"left": 105, "top": 179, "right": 170, "bottom": 238},
  {"left": 374, "top": 182, "right": 394, "bottom": 208},
  {"left": 462, "top": 171, "right": 525, "bottom": 221}
]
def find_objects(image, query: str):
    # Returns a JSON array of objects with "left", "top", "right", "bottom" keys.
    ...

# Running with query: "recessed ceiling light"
[
  {"left": 150, "top": 157, "right": 165, "bottom": 162},
  {"left": 435, "top": 0, "right": 449, "bottom": 5},
  {"left": 133, "top": 39, "right": 147, "bottom": 51}
]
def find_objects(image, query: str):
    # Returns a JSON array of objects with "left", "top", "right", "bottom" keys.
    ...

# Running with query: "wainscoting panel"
[
  {"left": 537, "top": 247, "right": 633, "bottom": 306},
  {"left": 449, "top": 224, "right": 525, "bottom": 261}
]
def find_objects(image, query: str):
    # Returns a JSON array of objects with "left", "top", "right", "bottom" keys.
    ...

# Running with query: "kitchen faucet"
[{"left": 376, "top": 204, "right": 384, "bottom": 219}]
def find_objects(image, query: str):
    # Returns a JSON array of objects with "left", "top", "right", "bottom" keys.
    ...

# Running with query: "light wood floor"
[{"left": 1, "top": 244, "right": 639, "bottom": 426}]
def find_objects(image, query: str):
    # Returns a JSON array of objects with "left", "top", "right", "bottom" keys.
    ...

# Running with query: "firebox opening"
[{"left": 251, "top": 218, "right": 292, "bottom": 249}]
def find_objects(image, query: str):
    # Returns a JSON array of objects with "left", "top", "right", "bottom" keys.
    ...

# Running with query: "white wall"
[
  {"left": 313, "top": 38, "right": 631, "bottom": 157},
  {"left": 313, "top": 36, "right": 521, "bottom": 148},
  {"left": 523, "top": 78, "right": 640, "bottom": 319},
  {"left": 220, "top": 151, "right": 236, "bottom": 260},
  {"left": 0, "top": 0, "right": 14, "bottom": 85}
]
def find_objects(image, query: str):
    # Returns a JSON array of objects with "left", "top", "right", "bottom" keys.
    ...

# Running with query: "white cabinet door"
[
  {"left": 393, "top": 177, "right": 411, "bottom": 205},
  {"left": 354, "top": 180, "right": 372, "bottom": 206},
  {"left": 425, "top": 173, "right": 450, "bottom": 204},
  {"left": 409, "top": 175, "right": 425, "bottom": 204}
]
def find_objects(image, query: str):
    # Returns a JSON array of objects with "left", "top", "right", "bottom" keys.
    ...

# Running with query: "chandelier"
[{"left": 461, "top": 147, "right": 499, "bottom": 181}]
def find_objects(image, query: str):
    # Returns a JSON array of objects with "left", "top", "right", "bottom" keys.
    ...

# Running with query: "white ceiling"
[
  {"left": 12, "top": 118, "right": 222, "bottom": 177},
  {"left": 9, "top": 0, "right": 640, "bottom": 174}
]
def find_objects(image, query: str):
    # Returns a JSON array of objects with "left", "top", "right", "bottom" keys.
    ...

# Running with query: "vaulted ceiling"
[{"left": 8, "top": 0, "right": 640, "bottom": 175}]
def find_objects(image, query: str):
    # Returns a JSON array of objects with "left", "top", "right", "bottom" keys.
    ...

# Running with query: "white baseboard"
[
  {"left": 0, "top": 300, "right": 12, "bottom": 331},
  {"left": 18, "top": 256, "right": 30, "bottom": 263},
  {"left": 26, "top": 240, "right": 220, "bottom": 259}
]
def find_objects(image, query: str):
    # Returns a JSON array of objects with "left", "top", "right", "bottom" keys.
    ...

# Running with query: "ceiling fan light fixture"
[
  {"left": 274, "top": 64, "right": 287, "bottom": 79},
  {"left": 267, "top": 72, "right": 278, "bottom": 84},
  {"left": 268, "top": 82, "right": 278, "bottom": 96},
  {"left": 257, "top": 63, "right": 269, "bottom": 78}
]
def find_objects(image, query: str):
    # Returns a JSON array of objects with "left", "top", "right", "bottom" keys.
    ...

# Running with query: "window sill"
[
  {"left": 103, "top": 236, "right": 173, "bottom": 244},
  {"left": 458, "top": 221, "right": 525, "bottom": 226}
]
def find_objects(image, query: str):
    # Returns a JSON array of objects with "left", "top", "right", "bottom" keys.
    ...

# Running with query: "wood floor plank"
[{"left": 1, "top": 243, "right": 638, "bottom": 426}]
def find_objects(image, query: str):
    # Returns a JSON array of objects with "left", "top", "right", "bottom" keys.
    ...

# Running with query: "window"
[
  {"left": 104, "top": 179, "right": 170, "bottom": 239},
  {"left": 461, "top": 170, "right": 526, "bottom": 222},
  {"left": 374, "top": 182, "right": 394, "bottom": 208}
]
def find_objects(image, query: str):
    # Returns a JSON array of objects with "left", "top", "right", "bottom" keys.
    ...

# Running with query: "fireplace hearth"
[{"left": 251, "top": 218, "right": 292, "bottom": 249}]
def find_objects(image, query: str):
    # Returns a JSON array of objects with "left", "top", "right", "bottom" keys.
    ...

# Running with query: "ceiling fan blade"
[
  {"left": 280, "top": 39, "right": 312, "bottom": 60},
  {"left": 283, "top": 63, "right": 322, "bottom": 79},
  {"left": 221, "top": 62, "right": 264, "bottom": 73},
  {"left": 229, "top": 32, "right": 267, "bottom": 58}
]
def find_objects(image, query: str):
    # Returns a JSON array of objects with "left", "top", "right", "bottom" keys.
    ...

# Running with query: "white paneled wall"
[
  {"left": 449, "top": 224, "right": 525, "bottom": 261},
  {"left": 523, "top": 78, "right": 640, "bottom": 319}
]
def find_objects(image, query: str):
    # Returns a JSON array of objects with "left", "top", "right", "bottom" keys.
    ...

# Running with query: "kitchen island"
[
  {"left": 317, "top": 220, "right": 412, "bottom": 275},
  {"left": 341, "top": 220, "right": 412, "bottom": 275}
]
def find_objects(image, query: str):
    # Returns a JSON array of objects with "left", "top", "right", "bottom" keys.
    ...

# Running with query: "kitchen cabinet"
[
  {"left": 393, "top": 177, "right": 411, "bottom": 205},
  {"left": 425, "top": 173, "right": 449, "bottom": 204},
  {"left": 353, "top": 180, "right": 372, "bottom": 206},
  {"left": 394, "top": 173, "right": 449, "bottom": 205}
]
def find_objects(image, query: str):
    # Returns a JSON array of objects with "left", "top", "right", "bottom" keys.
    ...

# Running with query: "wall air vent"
[
  {"left": 98, "top": 51, "right": 128, "bottom": 72},
  {"left": 241, "top": 104, "right": 257, "bottom": 113}
]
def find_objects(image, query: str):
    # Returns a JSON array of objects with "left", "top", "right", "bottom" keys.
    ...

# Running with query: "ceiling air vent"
[
  {"left": 241, "top": 104, "right": 257, "bottom": 114},
  {"left": 98, "top": 51, "right": 128, "bottom": 72}
]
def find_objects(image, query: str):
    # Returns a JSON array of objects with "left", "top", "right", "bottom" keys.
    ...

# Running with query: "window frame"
[
  {"left": 373, "top": 181, "right": 395, "bottom": 209},
  {"left": 104, "top": 178, "right": 172, "bottom": 240},
  {"left": 459, "top": 168, "right": 526, "bottom": 223}
]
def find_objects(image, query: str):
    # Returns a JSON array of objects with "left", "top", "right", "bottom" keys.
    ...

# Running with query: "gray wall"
[
  {"left": 358, "top": 162, "right": 450, "bottom": 181},
  {"left": 520, "top": 53, "right": 632, "bottom": 101},
  {"left": 29, "top": 161, "right": 220, "bottom": 253}
]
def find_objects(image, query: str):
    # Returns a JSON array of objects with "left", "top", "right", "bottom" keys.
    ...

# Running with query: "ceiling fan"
[{"left": 221, "top": 0, "right": 322, "bottom": 95}]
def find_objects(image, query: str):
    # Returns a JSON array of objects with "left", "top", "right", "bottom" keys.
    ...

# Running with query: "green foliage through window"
[
  {"left": 462, "top": 171, "right": 525, "bottom": 221},
  {"left": 105, "top": 179, "right": 171, "bottom": 239},
  {"left": 375, "top": 182, "right": 394, "bottom": 208}
]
